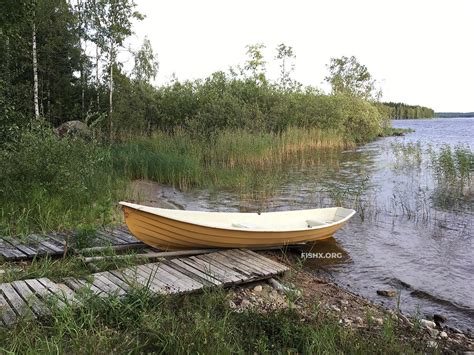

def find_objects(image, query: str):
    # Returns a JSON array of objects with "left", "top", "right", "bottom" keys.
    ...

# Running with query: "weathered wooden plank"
[
  {"left": 0, "top": 293, "right": 17, "bottom": 326},
  {"left": 1, "top": 237, "right": 39, "bottom": 258},
  {"left": 37, "top": 235, "right": 67, "bottom": 252},
  {"left": 233, "top": 249, "right": 286, "bottom": 273},
  {"left": 137, "top": 265, "right": 180, "bottom": 293},
  {"left": 240, "top": 249, "right": 289, "bottom": 271},
  {"left": 165, "top": 259, "right": 222, "bottom": 286},
  {"left": 223, "top": 250, "right": 276, "bottom": 274},
  {"left": 11, "top": 280, "right": 49, "bottom": 317},
  {"left": 120, "top": 266, "right": 170, "bottom": 293},
  {"left": 213, "top": 251, "right": 267, "bottom": 277},
  {"left": 236, "top": 249, "right": 286, "bottom": 270},
  {"left": 28, "top": 234, "right": 64, "bottom": 254},
  {"left": 95, "top": 231, "right": 126, "bottom": 246},
  {"left": 23, "top": 235, "right": 58, "bottom": 254},
  {"left": 0, "top": 283, "right": 36, "bottom": 319},
  {"left": 194, "top": 254, "right": 248, "bottom": 281},
  {"left": 97, "top": 271, "right": 131, "bottom": 293},
  {"left": 63, "top": 278, "right": 106, "bottom": 297},
  {"left": 180, "top": 257, "right": 241, "bottom": 283},
  {"left": 0, "top": 238, "right": 28, "bottom": 260},
  {"left": 38, "top": 278, "right": 79, "bottom": 304},
  {"left": 24, "top": 279, "right": 66, "bottom": 309},
  {"left": 45, "top": 233, "right": 69, "bottom": 246},
  {"left": 149, "top": 263, "right": 203, "bottom": 291},
  {"left": 109, "top": 228, "right": 141, "bottom": 244},
  {"left": 92, "top": 274, "right": 125, "bottom": 296}
]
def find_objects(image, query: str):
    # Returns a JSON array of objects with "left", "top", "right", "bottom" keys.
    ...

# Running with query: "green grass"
[{"left": 0, "top": 286, "right": 426, "bottom": 354}]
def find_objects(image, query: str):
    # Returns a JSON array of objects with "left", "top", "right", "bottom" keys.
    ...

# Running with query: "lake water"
[{"left": 158, "top": 117, "right": 474, "bottom": 331}]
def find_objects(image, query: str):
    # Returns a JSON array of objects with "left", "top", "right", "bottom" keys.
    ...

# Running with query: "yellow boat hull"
[{"left": 120, "top": 202, "right": 355, "bottom": 250}]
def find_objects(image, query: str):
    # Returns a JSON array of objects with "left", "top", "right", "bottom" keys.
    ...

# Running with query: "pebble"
[
  {"left": 374, "top": 318, "right": 384, "bottom": 326},
  {"left": 228, "top": 300, "right": 237, "bottom": 309},
  {"left": 330, "top": 305, "right": 341, "bottom": 312},
  {"left": 427, "top": 328, "right": 439, "bottom": 337},
  {"left": 241, "top": 299, "right": 251, "bottom": 307},
  {"left": 439, "top": 331, "right": 448, "bottom": 339},
  {"left": 343, "top": 318, "right": 352, "bottom": 325},
  {"left": 339, "top": 299, "right": 349, "bottom": 306},
  {"left": 376, "top": 289, "right": 397, "bottom": 297},
  {"left": 427, "top": 340, "right": 438, "bottom": 348},
  {"left": 354, "top": 316, "right": 364, "bottom": 325},
  {"left": 253, "top": 285, "right": 263, "bottom": 292},
  {"left": 421, "top": 319, "right": 437, "bottom": 329}
]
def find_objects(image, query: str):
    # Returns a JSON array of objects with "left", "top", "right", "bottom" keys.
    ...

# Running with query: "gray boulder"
[{"left": 55, "top": 120, "right": 91, "bottom": 139}]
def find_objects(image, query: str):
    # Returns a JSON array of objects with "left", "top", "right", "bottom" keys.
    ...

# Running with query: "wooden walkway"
[
  {"left": 0, "top": 226, "right": 144, "bottom": 261},
  {"left": 0, "top": 249, "right": 288, "bottom": 326}
]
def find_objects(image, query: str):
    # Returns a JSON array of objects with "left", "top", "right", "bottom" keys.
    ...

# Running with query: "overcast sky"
[{"left": 127, "top": 0, "right": 474, "bottom": 112}]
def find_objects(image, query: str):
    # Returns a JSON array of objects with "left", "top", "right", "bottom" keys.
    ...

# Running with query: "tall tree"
[
  {"left": 85, "top": 0, "right": 143, "bottom": 140},
  {"left": 244, "top": 43, "right": 267, "bottom": 85},
  {"left": 275, "top": 43, "right": 297, "bottom": 91},
  {"left": 132, "top": 37, "right": 159, "bottom": 83},
  {"left": 325, "top": 55, "right": 381, "bottom": 101}
]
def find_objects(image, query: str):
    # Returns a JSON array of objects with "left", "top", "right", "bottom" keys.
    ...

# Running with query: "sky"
[{"left": 125, "top": 0, "right": 474, "bottom": 112}]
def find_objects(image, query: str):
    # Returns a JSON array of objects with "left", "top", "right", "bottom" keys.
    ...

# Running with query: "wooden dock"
[
  {"left": 0, "top": 226, "right": 144, "bottom": 261},
  {"left": 0, "top": 249, "right": 288, "bottom": 326}
]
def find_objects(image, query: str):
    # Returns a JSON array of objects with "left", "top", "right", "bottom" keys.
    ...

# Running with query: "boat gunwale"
[{"left": 119, "top": 202, "right": 356, "bottom": 233}]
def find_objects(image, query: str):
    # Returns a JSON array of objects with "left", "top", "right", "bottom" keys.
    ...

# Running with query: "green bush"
[{"left": 0, "top": 121, "right": 123, "bottom": 234}]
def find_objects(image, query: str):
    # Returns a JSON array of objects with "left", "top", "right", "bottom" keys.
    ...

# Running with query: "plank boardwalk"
[
  {"left": 0, "top": 249, "right": 288, "bottom": 326},
  {"left": 0, "top": 225, "right": 144, "bottom": 261}
]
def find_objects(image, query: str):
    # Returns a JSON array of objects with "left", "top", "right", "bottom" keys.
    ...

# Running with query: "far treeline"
[
  {"left": 383, "top": 102, "right": 435, "bottom": 120},
  {"left": 436, "top": 112, "right": 474, "bottom": 118}
]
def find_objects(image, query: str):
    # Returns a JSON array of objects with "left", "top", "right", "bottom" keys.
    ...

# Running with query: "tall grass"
[{"left": 113, "top": 127, "right": 352, "bottom": 192}]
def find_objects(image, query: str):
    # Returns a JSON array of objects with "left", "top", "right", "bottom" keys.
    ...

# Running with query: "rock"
[
  {"left": 374, "top": 318, "right": 384, "bottom": 326},
  {"left": 427, "top": 340, "right": 438, "bottom": 348},
  {"left": 447, "top": 326, "right": 463, "bottom": 334},
  {"left": 330, "top": 305, "right": 341, "bottom": 312},
  {"left": 376, "top": 289, "right": 397, "bottom": 297},
  {"left": 343, "top": 318, "right": 353, "bottom": 325},
  {"left": 228, "top": 300, "right": 237, "bottom": 309},
  {"left": 253, "top": 285, "right": 263, "bottom": 292},
  {"left": 439, "top": 331, "right": 448, "bottom": 339},
  {"left": 240, "top": 299, "right": 251, "bottom": 307},
  {"left": 354, "top": 316, "right": 364, "bottom": 325},
  {"left": 421, "top": 319, "right": 437, "bottom": 329},
  {"left": 427, "top": 328, "right": 439, "bottom": 337},
  {"left": 55, "top": 120, "right": 91, "bottom": 139},
  {"left": 339, "top": 299, "right": 349, "bottom": 306},
  {"left": 433, "top": 314, "right": 446, "bottom": 323}
]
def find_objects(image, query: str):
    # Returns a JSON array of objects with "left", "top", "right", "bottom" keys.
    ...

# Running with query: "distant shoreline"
[{"left": 435, "top": 112, "right": 474, "bottom": 118}]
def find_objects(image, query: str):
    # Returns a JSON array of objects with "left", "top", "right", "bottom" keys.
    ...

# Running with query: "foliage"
[
  {"left": 0, "top": 121, "right": 123, "bottom": 235},
  {"left": 325, "top": 55, "right": 381, "bottom": 100},
  {"left": 384, "top": 102, "right": 435, "bottom": 119},
  {"left": 132, "top": 37, "right": 159, "bottom": 83}
]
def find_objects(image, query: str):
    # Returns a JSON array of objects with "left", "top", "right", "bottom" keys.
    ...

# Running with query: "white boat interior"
[{"left": 120, "top": 202, "right": 355, "bottom": 232}]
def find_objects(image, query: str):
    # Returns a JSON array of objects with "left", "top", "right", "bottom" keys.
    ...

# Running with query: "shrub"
[{"left": 0, "top": 121, "right": 122, "bottom": 234}]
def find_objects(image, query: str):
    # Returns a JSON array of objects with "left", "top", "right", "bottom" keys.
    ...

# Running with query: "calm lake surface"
[{"left": 159, "top": 117, "right": 474, "bottom": 331}]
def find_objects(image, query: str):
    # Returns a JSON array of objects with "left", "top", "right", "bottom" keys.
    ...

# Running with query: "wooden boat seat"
[{"left": 306, "top": 219, "right": 331, "bottom": 227}]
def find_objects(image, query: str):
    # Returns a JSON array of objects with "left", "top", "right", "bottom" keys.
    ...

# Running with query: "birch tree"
[{"left": 85, "top": 0, "right": 143, "bottom": 140}]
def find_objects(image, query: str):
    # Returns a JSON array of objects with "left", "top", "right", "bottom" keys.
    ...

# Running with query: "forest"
[{"left": 383, "top": 102, "right": 435, "bottom": 119}]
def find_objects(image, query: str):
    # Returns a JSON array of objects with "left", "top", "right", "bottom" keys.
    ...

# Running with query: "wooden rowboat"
[{"left": 120, "top": 202, "right": 356, "bottom": 250}]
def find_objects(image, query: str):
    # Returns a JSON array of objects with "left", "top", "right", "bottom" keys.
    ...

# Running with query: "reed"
[{"left": 113, "top": 127, "right": 352, "bottom": 193}]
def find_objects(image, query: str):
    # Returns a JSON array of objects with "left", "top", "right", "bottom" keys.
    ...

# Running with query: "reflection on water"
[{"left": 157, "top": 118, "right": 473, "bottom": 331}]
